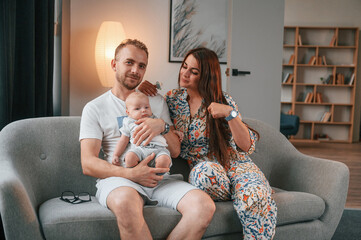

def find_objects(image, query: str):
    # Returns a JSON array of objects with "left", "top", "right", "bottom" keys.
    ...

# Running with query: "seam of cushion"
[{"left": 41, "top": 218, "right": 116, "bottom": 225}]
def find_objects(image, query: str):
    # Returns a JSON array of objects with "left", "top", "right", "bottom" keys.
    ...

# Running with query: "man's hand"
[
  {"left": 138, "top": 80, "right": 158, "bottom": 96},
  {"left": 133, "top": 118, "right": 165, "bottom": 146},
  {"left": 127, "top": 153, "right": 169, "bottom": 187}
]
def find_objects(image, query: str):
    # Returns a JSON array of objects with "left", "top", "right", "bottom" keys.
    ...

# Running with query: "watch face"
[
  {"left": 231, "top": 111, "right": 237, "bottom": 117},
  {"left": 162, "top": 123, "right": 170, "bottom": 135}
]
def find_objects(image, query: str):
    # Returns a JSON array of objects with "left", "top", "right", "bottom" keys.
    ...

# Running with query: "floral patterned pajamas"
[
  {"left": 166, "top": 88, "right": 277, "bottom": 239},
  {"left": 190, "top": 161, "right": 277, "bottom": 239}
]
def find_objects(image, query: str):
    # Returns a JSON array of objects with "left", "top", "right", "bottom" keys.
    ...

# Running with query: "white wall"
[
  {"left": 68, "top": 0, "right": 227, "bottom": 116},
  {"left": 284, "top": 0, "right": 361, "bottom": 141},
  {"left": 285, "top": 0, "right": 361, "bottom": 26}
]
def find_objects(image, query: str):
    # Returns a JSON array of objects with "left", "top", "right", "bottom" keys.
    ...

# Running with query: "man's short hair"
[{"left": 114, "top": 39, "right": 149, "bottom": 60}]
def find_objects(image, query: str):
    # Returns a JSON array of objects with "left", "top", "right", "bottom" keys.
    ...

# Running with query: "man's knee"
[
  {"left": 192, "top": 190, "right": 216, "bottom": 220},
  {"left": 178, "top": 189, "right": 215, "bottom": 225},
  {"left": 107, "top": 187, "right": 144, "bottom": 219}
]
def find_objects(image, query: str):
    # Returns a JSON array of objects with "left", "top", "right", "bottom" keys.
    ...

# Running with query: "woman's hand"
[
  {"left": 207, "top": 102, "right": 233, "bottom": 119},
  {"left": 172, "top": 130, "right": 184, "bottom": 142},
  {"left": 208, "top": 102, "right": 251, "bottom": 150},
  {"left": 138, "top": 80, "right": 158, "bottom": 96}
]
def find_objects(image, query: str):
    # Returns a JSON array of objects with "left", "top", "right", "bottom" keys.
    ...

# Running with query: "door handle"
[{"left": 231, "top": 69, "right": 251, "bottom": 76}]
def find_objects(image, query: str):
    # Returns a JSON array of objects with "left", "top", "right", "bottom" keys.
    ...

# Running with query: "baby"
[{"left": 112, "top": 92, "right": 172, "bottom": 170}]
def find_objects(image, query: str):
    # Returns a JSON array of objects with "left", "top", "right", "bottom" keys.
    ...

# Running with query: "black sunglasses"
[{"left": 60, "top": 191, "right": 91, "bottom": 204}]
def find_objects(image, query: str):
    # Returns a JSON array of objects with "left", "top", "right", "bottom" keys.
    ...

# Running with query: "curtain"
[{"left": 0, "top": 0, "right": 54, "bottom": 130}]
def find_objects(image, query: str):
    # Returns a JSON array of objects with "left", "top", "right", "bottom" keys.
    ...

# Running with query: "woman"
[{"left": 141, "top": 47, "right": 277, "bottom": 239}]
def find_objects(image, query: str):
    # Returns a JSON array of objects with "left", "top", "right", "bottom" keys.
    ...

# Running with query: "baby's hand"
[
  {"left": 173, "top": 130, "right": 184, "bottom": 142},
  {"left": 112, "top": 155, "right": 121, "bottom": 166}
]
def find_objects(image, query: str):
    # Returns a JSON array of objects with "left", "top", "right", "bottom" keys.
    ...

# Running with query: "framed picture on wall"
[{"left": 169, "top": 0, "right": 228, "bottom": 63}]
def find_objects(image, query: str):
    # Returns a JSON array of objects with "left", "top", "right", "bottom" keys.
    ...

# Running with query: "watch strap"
[
  {"left": 161, "top": 122, "right": 170, "bottom": 135},
  {"left": 225, "top": 110, "right": 238, "bottom": 121}
]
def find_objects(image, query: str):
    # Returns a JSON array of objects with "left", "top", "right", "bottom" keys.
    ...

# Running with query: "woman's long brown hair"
[{"left": 178, "top": 48, "right": 232, "bottom": 169}]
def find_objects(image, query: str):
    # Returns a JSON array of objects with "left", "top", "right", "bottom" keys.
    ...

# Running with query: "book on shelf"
[
  {"left": 329, "top": 34, "right": 336, "bottom": 46},
  {"left": 336, "top": 73, "right": 345, "bottom": 85},
  {"left": 304, "top": 93, "right": 311, "bottom": 102},
  {"left": 324, "top": 112, "right": 332, "bottom": 122},
  {"left": 308, "top": 56, "right": 316, "bottom": 65},
  {"left": 348, "top": 73, "right": 355, "bottom": 85},
  {"left": 298, "top": 35, "right": 302, "bottom": 46},
  {"left": 316, "top": 92, "right": 323, "bottom": 103},
  {"left": 318, "top": 137, "right": 330, "bottom": 141},
  {"left": 288, "top": 54, "right": 295, "bottom": 64},
  {"left": 319, "top": 112, "right": 327, "bottom": 121},
  {"left": 317, "top": 56, "right": 322, "bottom": 65},
  {"left": 304, "top": 92, "right": 314, "bottom": 103},
  {"left": 286, "top": 73, "right": 294, "bottom": 83},
  {"left": 282, "top": 73, "right": 289, "bottom": 83},
  {"left": 314, "top": 133, "right": 330, "bottom": 140},
  {"left": 282, "top": 73, "right": 294, "bottom": 83},
  {"left": 320, "top": 112, "right": 332, "bottom": 122},
  {"left": 322, "top": 56, "right": 327, "bottom": 65}
]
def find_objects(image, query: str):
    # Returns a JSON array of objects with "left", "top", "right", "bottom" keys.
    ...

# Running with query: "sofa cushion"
[
  {"left": 272, "top": 189, "right": 326, "bottom": 226},
  {"left": 39, "top": 197, "right": 119, "bottom": 239},
  {"left": 39, "top": 197, "right": 186, "bottom": 240},
  {"left": 39, "top": 189, "right": 325, "bottom": 239},
  {"left": 206, "top": 190, "right": 325, "bottom": 235},
  {"left": 39, "top": 197, "right": 242, "bottom": 239}
]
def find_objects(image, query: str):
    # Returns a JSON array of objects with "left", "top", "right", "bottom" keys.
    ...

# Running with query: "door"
[{"left": 227, "top": 0, "right": 284, "bottom": 128}]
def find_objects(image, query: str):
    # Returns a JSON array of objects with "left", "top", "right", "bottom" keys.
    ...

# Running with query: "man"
[{"left": 79, "top": 39, "right": 215, "bottom": 240}]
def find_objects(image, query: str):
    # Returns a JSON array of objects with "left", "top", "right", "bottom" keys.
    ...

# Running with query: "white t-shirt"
[{"left": 79, "top": 90, "right": 172, "bottom": 164}]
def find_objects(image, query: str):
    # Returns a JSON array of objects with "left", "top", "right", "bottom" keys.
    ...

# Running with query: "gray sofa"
[{"left": 0, "top": 117, "right": 349, "bottom": 240}]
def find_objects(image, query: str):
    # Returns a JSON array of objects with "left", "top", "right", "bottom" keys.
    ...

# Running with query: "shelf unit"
[{"left": 281, "top": 26, "right": 359, "bottom": 143}]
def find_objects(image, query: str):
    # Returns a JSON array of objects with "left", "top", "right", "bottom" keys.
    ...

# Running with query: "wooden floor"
[{"left": 293, "top": 141, "right": 361, "bottom": 209}]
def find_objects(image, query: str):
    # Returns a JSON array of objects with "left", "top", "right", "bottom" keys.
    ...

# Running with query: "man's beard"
[{"left": 118, "top": 74, "right": 141, "bottom": 90}]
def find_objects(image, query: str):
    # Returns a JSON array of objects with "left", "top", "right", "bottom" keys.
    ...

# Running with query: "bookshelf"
[{"left": 281, "top": 26, "right": 359, "bottom": 143}]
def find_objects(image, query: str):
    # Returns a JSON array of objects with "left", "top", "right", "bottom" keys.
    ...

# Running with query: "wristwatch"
[
  {"left": 225, "top": 110, "right": 238, "bottom": 121},
  {"left": 161, "top": 122, "right": 170, "bottom": 135}
]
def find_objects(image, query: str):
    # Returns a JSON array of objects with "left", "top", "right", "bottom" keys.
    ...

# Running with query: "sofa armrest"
[
  {"left": 244, "top": 118, "right": 349, "bottom": 239},
  {"left": 270, "top": 148, "right": 349, "bottom": 239},
  {"left": 245, "top": 117, "right": 349, "bottom": 206},
  {"left": 271, "top": 149, "right": 349, "bottom": 197},
  {"left": 0, "top": 165, "right": 44, "bottom": 240}
]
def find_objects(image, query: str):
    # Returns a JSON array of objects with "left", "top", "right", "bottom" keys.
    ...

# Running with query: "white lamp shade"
[{"left": 95, "top": 21, "right": 126, "bottom": 87}]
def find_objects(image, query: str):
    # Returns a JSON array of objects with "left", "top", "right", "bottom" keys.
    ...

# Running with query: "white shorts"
[{"left": 95, "top": 174, "right": 197, "bottom": 210}]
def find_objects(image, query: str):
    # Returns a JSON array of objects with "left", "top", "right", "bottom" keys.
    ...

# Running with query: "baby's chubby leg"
[
  {"left": 155, "top": 154, "right": 171, "bottom": 169},
  {"left": 124, "top": 152, "right": 140, "bottom": 168}
]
